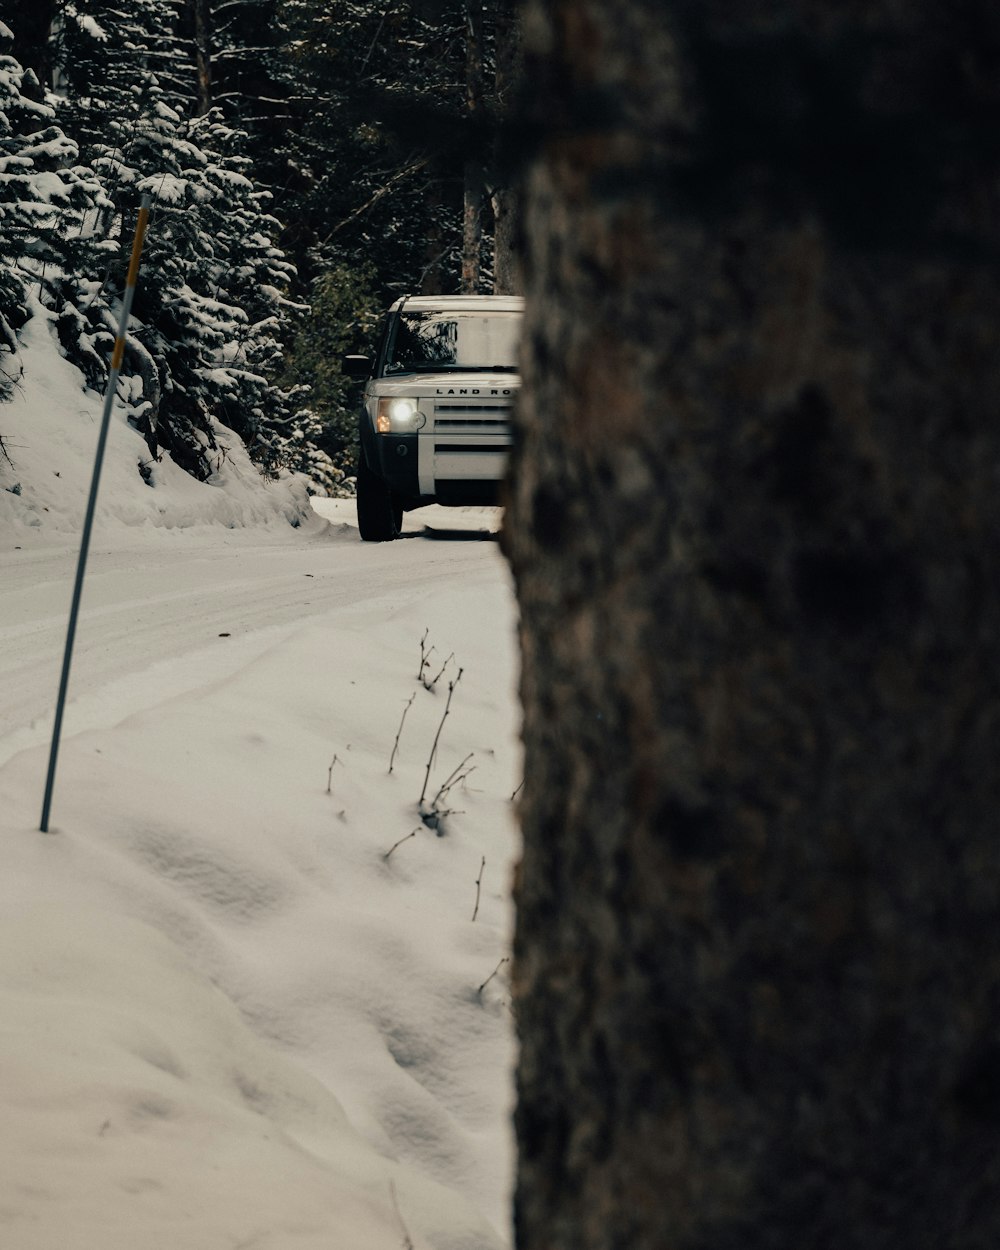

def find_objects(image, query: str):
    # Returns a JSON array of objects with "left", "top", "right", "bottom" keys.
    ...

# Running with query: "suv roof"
[{"left": 389, "top": 294, "right": 524, "bottom": 313}]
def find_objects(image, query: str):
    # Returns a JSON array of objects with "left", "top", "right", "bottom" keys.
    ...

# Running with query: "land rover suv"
[{"left": 343, "top": 294, "right": 523, "bottom": 541}]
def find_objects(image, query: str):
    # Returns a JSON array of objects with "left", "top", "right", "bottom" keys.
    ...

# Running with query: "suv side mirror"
[{"left": 342, "top": 353, "right": 372, "bottom": 380}]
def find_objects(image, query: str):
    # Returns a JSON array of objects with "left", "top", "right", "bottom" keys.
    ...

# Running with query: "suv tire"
[{"left": 357, "top": 458, "right": 399, "bottom": 542}]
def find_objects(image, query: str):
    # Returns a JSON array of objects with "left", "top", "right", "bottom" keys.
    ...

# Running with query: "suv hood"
[{"left": 369, "top": 372, "right": 520, "bottom": 397}]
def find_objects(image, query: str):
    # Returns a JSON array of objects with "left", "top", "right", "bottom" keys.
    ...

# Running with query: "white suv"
[{"left": 344, "top": 294, "right": 523, "bottom": 541}]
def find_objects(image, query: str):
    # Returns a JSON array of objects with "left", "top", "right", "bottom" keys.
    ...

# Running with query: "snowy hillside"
[
  {"left": 0, "top": 307, "right": 520, "bottom": 1248},
  {"left": 0, "top": 295, "right": 320, "bottom": 536}
]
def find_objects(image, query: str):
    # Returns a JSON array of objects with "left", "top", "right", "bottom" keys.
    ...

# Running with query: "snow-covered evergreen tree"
[
  {"left": 0, "top": 2, "right": 384, "bottom": 495},
  {"left": 78, "top": 83, "right": 312, "bottom": 482},
  {"left": 0, "top": 4, "right": 326, "bottom": 488},
  {"left": 0, "top": 22, "right": 111, "bottom": 391},
  {"left": 50, "top": 0, "right": 189, "bottom": 149}
]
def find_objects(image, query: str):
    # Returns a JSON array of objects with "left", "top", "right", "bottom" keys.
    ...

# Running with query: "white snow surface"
[{"left": 0, "top": 306, "right": 520, "bottom": 1247}]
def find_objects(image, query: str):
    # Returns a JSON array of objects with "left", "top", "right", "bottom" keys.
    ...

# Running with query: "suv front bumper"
[{"left": 360, "top": 426, "right": 508, "bottom": 508}]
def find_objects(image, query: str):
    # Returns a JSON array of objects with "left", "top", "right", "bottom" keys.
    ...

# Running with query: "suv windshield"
[{"left": 384, "top": 310, "right": 521, "bottom": 374}]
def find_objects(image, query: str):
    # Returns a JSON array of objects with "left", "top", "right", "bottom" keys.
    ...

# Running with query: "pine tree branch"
[{"left": 319, "top": 157, "right": 430, "bottom": 242}]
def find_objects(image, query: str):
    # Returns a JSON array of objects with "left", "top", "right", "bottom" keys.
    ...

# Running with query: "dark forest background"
[{"left": 0, "top": 0, "right": 520, "bottom": 488}]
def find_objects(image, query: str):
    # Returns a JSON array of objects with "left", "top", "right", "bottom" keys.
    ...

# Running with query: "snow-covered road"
[{"left": 0, "top": 501, "right": 504, "bottom": 766}]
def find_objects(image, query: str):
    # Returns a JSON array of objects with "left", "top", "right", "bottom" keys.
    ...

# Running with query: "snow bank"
[
  {"left": 0, "top": 908, "right": 478, "bottom": 1250},
  {"left": 0, "top": 297, "right": 322, "bottom": 538},
  {"left": 0, "top": 564, "right": 521, "bottom": 1248}
]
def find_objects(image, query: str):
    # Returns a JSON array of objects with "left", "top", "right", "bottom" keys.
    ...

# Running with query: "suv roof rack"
[{"left": 388, "top": 293, "right": 524, "bottom": 312}]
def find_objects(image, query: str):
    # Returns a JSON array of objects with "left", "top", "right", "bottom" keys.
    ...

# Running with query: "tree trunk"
[
  {"left": 504, "top": 4, "right": 1000, "bottom": 1249},
  {"left": 189, "top": 0, "right": 212, "bottom": 115},
  {"left": 491, "top": 183, "right": 519, "bottom": 294},
  {"left": 491, "top": 0, "right": 521, "bottom": 294},
  {"left": 460, "top": 0, "right": 485, "bottom": 293},
  {"left": 462, "top": 158, "right": 484, "bottom": 293}
]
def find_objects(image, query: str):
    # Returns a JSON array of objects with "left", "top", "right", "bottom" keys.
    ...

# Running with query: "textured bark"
[
  {"left": 491, "top": 182, "right": 519, "bottom": 294},
  {"left": 504, "top": 3, "right": 1000, "bottom": 1249},
  {"left": 461, "top": 155, "right": 484, "bottom": 292}
]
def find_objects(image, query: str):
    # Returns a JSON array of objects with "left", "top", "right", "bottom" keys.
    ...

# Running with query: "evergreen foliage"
[
  {"left": 203, "top": 0, "right": 291, "bottom": 188},
  {"left": 84, "top": 91, "right": 305, "bottom": 480},
  {"left": 49, "top": 0, "right": 189, "bottom": 152},
  {"left": 281, "top": 260, "right": 381, "bottom": 478},
  {"left": 0, "top": 0, "right": 325, "bottom": 488},
  {"left": 274, "top": 0, "right": 506, "bottom": 294},
  {"left": 0, "top": 24, "right": 110, "bottom": 392},
  {"left": 0, "top": 0, "right": 523, "bottom": 492}
]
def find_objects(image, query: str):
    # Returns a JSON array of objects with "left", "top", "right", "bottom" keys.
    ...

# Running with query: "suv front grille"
[
  {"left": 431, "top": 399, "right": 513, "bottom": 438},
  {"left": 410, "top": 393, "right": 519, "bottom": 493}
]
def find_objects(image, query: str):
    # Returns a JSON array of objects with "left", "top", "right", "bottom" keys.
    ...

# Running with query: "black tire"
[{"left": 356, "top": 458, "right": 399, "bottom": 542}]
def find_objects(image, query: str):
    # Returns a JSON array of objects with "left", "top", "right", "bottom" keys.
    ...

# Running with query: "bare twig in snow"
[
  {"left": 383, "top": 826, "right": 421, "bottom": 862},
  {"left": 477, "top": 956, "right": 510, "bottom": 997},
  {"left": 472, "top": 856, "right": 486, "bottom": 922},
  {"left": 389, "top": 692, "right": 417, "bottom": 774},
  {"left": 425, "top": 651, "right": 454, "bottom": 691},
  {"left": 326, "top": 754, "right": 343, "bottom": 794},
  {"left": 417, "top": 628, "right": 435, "bottom": 685},
  {"left": 419, "top": 668, "right": 463, "bottom": 805},
  {"left": 511, "top": 778, "right": 524, "bottom": 802},
  {"left": 431, "top": 752, "right": 475, "bottom": 810}
]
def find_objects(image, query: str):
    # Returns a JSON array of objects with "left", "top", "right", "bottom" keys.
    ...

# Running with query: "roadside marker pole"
[{"left": 40, "top": 194, "right": 152, "bottom": 833}]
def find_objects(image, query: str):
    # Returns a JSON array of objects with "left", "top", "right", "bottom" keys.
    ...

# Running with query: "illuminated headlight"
[{"left": 375, "top": 398, "right": 425, "bottom": 434}]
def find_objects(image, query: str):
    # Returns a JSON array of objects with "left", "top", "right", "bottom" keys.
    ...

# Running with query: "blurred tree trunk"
[{"left": 504, "top": 3, "right": 1000, "bottom": 1249}]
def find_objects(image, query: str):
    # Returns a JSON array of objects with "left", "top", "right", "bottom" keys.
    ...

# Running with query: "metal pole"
[{"left": 40, "top": 194, "right": 152, "bottom": 833}]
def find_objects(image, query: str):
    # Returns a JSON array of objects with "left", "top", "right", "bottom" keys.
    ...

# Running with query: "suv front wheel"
[{"left": 357, "top": 458, "right": 401, "bottom": 542}]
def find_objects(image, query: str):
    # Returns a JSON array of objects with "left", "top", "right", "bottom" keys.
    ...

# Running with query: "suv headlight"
[{"left": 375, "top": 398, "right": 426, "bottom": 434}]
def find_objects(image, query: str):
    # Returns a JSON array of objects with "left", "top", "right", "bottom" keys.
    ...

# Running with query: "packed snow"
[{"left": 0, "top": 302, "right": 521, "bottom": 1248}]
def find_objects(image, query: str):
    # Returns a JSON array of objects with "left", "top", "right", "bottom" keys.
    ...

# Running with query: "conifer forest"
[{"left": 0, "top": 0, "right": 519, "bottom": 490}]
